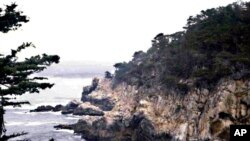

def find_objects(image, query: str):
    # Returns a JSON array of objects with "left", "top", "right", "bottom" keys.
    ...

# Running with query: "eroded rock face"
[
  {"left": 81, "top": 78, "right": 99, "bottom": 101},
  {"left": 73, "top": 103, "right": 104, "bottom": 116},
  {"left": 185, "top": 80, "right": 250, "bottom": 140},
  {"left": 81, "top": 78, "right": 115, "bottom": 111},
  {"left": 85, "top": 98, "right": 115, "bottom": 111},
  {"left": 61, "top": 100, "right": 105, "bottom": 116},
  {"left": 59, "top": 78, "right": 249, "bottom": 141},
  {"left": 65, "top": 79, "right": 175, "bottom": 140}
]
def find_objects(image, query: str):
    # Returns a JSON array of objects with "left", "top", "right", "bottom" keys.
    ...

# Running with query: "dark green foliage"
[
  {"left": 0, "top": 3, "right": 29, "bottom": 33},
  {"left": 104, "top": 71, "right": 113, "bottom": 79},
  {"left": 133, "top": 50, "right": 144, "bottom": 58},
  {"left": 185, "top": 2, "right": 250, "bottom": 88},
  {"left": 113, "top": 2, "right": 250, "bottom": 93},
  {"left": 113, "top": 62, "right": 125, "bottom": 69},
  {"left": 114, "top": 62, "right": 139, "bottom": 85},
  {"left": 0, "top": 43, "right": 60, "bottom": 97},
  {"left": 0, "top": 3, "right": 60, "bottom": 140}
]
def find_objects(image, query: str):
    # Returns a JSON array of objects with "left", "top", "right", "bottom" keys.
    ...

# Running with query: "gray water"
[{"left": 5, "top": 77, "right": 93, "bottom": 141}]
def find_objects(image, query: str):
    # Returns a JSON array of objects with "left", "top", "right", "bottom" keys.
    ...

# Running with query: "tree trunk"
[{"left": 0, "top": 97, "right": 6, "bottom": 138}]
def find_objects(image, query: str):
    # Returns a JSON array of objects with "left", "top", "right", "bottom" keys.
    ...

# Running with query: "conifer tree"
[{"left": 0, "top": 3, "right": 60, "bottom": 140}]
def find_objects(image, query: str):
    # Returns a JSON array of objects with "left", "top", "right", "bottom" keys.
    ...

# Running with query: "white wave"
[
  {"left": 54, "top": 129, "right": 74, "bottom": 134},
  {"left": 26, "top": 111, "right": 54, "bottom": 115},
  {"left": 6, "top": 122, "right": 23, "bottom": 126},
  {"left": 31, "top": 103, "right": 63, "bottom": 108},
  {"left": 12, "top": 111, "right": 27, "bottom": 115},
  {"left": 65, "top": 116, "right": 81, "bottom": 120},
  {"left": 48, "top": 111, "right": 62, "bottom": 115},
  {"left": 5, "top": 105, "right": 35, "bottom": 110}
]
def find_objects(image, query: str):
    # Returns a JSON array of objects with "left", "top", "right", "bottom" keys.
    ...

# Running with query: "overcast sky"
[{"left": 0, "top": 0, "right": 246, "bottom": 65}]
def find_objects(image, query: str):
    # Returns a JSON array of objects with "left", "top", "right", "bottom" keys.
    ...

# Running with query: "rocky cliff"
[
  {"left": 57, "top": 2, "right": 250, "bottom": 141},
  {"left": 63, "top": 78, "right": 249, "bottom": 141}
]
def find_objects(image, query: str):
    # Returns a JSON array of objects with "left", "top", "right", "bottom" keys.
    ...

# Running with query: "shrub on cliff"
[{"left": 104, "top": 71, "right": 113, "bottom": 79}]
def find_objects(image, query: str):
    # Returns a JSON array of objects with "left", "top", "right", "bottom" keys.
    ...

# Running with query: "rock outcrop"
[
  {"left": 81, "top": 78, "right": 99, "bottom": 100},
  {"left": 61, "top": 100, "right": 82, "bottom": 114},
  {"left": 59, "top": 78, "right": 249, "bottom": 141},
  {"left": 81, "top": 78, "right": 115, "bottom": 111},
  {"left": 30, "top": 104, "right": 63, "bottom": 112},
  {"left": 72, "top": 103, "right": 104, "bottom": 116}
]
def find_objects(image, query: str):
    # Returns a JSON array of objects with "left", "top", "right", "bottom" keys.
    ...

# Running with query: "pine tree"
[{"left": 0, "top": 3, "right": 60, "bottom": 140}]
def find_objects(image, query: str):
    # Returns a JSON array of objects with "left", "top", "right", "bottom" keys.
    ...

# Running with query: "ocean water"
[{"left": 4, "top": 77, "right": 93, "bottom": 141}]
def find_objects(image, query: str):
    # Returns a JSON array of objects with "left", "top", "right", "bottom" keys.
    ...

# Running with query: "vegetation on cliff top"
[{"left": 113, "top": 2, "right": 250, "bottom": 93}]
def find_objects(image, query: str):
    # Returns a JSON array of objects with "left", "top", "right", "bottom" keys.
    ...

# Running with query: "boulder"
[
  {"left": 66, "top": 99, "right": 81, "bottom": 108},
  {"left": 53, "top": 104, "right": 64, "bottom": 112},
  {"left": 61, "top": 109, "right": 74, "bottom": 115},
  {"left": 30, "top": 104, "right": 64, "bottom": 112},
  {"left": 54, "top": 124, "right": 73, "bottom": 130},
  {"left": 61, "top": 100, "right": 82, "bottom": 114},
  {"left": 72, "top": 119, "right": 90, "bottom": 134},
  {"left": 30, "top": 105, "right": 54, "bottom": 112}
]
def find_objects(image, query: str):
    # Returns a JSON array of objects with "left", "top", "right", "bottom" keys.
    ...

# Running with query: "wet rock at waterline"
[
  {"left": 30, "top": 104, "right": 63, "bottom": 112},
  {"left": 61, "top": 100, "right": 82, "bottom": 114}
]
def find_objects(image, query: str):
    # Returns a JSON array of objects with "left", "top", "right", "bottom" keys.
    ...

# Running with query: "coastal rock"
[
  {"left": 61, "top": 100, "right": 82, "bottom": 114},
  {"left": 86, "top": 98, "right": 115, "bottom": 111},
  {"left": 53, "top": 104, "right": 64, "bottom": 112},
  {"left": 30, "top": 105, "right": 54, "bottom": 112},
  {"left": 30, "top": 104, "right": 64, "bottom": 112},
  {"left": 71, "top": 112, "right": 174, "bottom": 141},
  {"left": 81, "top": 78, "right": 115, "bottom": 111},
  {"left": 81, "top": 78, "right": 99, "bottom": 101},
  {"left": 68, "top": 78, "right": 250, "bottom": 141},
  {"left": 54, "top": 124, "right": 73, "bottom": 130},
  {"left": 73, "top": 103, "right": 104, "bottom": 116}
]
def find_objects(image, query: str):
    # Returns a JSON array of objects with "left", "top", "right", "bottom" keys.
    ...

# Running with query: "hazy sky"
[{"left": 0, "top": 0, "right": 246, "bottom": 65}]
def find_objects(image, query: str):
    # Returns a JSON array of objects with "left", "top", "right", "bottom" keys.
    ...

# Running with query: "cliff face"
[
  {"left": 149, "top": 79, "right": 249, "bottom": 141},
  {"left": 66, "top": 2, "right": 250, "bottom": 141},
  {"left": 69, "top": 78, "right": 249, "bottom": 141}
]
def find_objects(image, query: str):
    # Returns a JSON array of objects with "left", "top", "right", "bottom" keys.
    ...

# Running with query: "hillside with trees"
[{"left": 113, "top": 2, "right": 250, "bottom": 94}]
